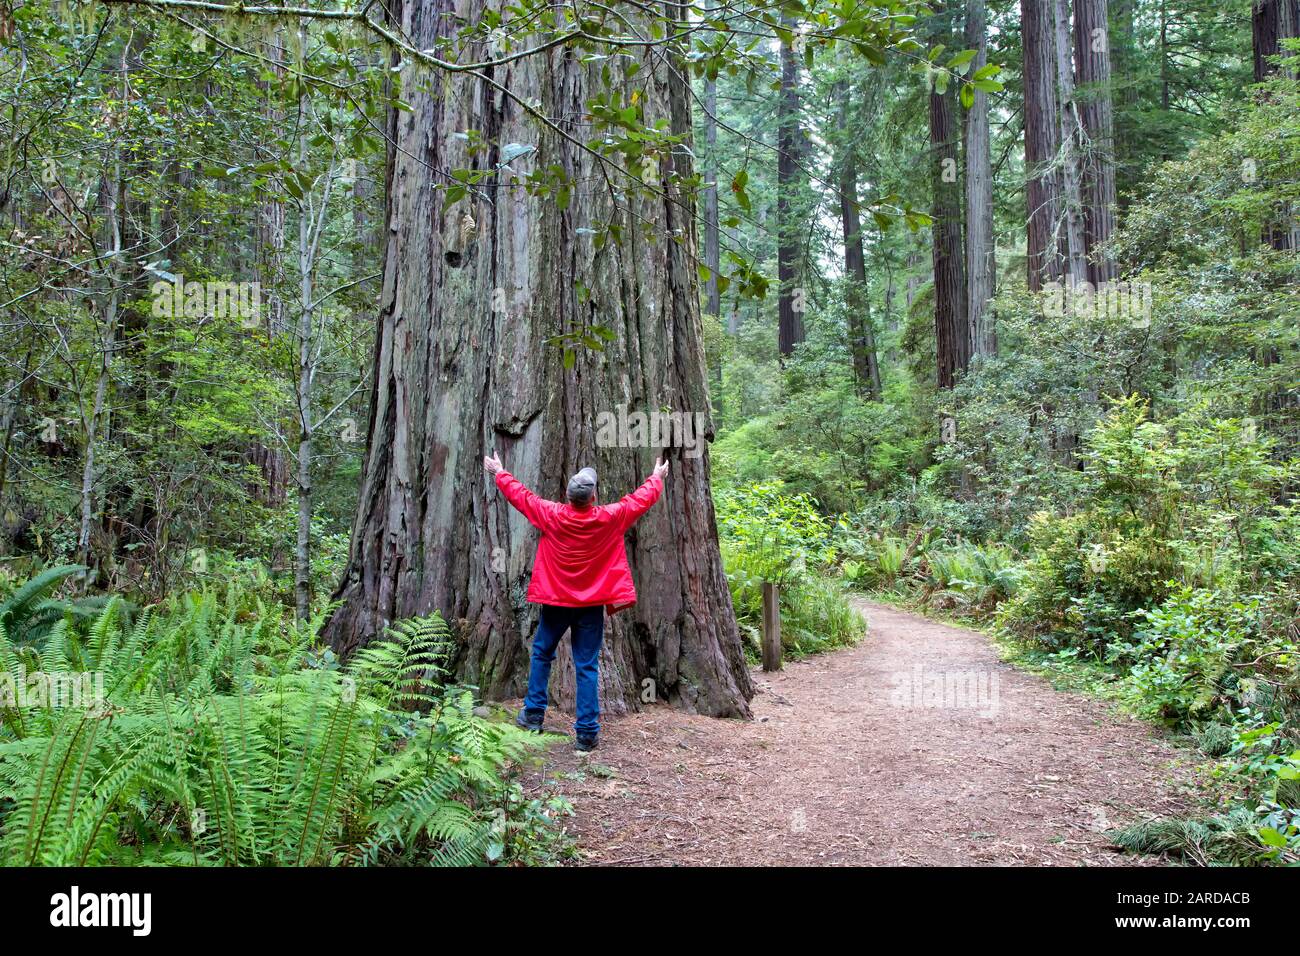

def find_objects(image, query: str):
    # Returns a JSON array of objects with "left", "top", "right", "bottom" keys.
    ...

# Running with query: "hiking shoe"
[
  {"left": 515, "top": 708, "right": 544, "bottom": 733},
  {"left": 574, "top": 733, "right": 598, "bottom": 753}
]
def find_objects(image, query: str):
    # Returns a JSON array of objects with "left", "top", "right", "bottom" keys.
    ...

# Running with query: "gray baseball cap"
[{"left": 566, "top": 467, "right": 597, "bottom": 505}]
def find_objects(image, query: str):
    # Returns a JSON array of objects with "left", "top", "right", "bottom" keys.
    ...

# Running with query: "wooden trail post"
[{"left": 761, "top": 581, "right": 782, "bottom": 671}]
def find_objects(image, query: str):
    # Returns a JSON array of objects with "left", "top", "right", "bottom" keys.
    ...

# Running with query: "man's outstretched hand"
[
  {"left": 653, "top": 457, "right": 669, "bottom": 481},
  {"left": 483, "top": 452, "right": 503, "bottom": 476}
]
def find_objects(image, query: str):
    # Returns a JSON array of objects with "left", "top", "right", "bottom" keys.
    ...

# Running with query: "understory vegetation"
[
  {"left": 707, "top": 53, "right": 1300, "bottom": 865},
  {"left": 715, "top": 483, "right": 867, "bottom": 658},
  {"left": 0, "top": 569, "right": 573, "bottom": 866}
]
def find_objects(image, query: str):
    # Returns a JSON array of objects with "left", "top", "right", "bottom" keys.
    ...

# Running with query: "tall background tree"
[
  {"left": 1023, "top": 0, "right": 1063, "bottom": 290},
  {"left": 1074, "top": 0, "right": 1119, "bottom": 282},
  {"left": 964, "top": 0, "right": 996, "bottom": 357},
  {"left": 777, "top": 15, "right": 807, "bottom": 358},
  {"left": 928, "top": 2, "right": 970, "bottom": 390}
]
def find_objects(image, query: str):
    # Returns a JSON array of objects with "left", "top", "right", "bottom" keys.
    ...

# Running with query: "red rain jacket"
[{"left": 495, "top": 470, "right": 664, "bottom": 613}]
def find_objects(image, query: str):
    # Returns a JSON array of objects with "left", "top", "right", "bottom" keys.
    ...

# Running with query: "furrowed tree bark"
[
  {"left": 1252, "top": 0, "right": 1299, "bottom": 250},
  {"left": 835, "top": 80, "right": 883, "bottom": 399},
  {"left": 1253, "top": 0, "right": 1300, "bottom": 82},
  {"left": 964, "top": 0, "right": 997, "bottom": 358},
  {"left": 323, "top": 0, "right": 754, "bottom": 719},
  {"left": 777, "top": 17, "right": 806, "bottom": 358},
  {"left": 1023, "top": 0, "right": 1062, "bottom": 291},
  {"left": 928, "top": 6, "right": 969, "bottom": 390},
  {"left": 1053, "top": 0, "right": 1089, "bottom": 285},
  {"left": 1073, "top": 0, "right": 1118, "bottom": 283}
]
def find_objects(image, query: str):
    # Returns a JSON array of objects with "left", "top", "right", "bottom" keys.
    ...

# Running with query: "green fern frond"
[{"left": 0, "top": 580, "right": 559, "bottom": 868}]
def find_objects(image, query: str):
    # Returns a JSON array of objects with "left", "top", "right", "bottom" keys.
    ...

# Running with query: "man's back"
[{"left": 494, "top": 470, "right": 663, "bottom": 610}]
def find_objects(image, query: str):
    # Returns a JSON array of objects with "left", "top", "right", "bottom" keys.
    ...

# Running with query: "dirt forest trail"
[{"left": 524, "top": 600, "right": 1204, "bottom": 866}]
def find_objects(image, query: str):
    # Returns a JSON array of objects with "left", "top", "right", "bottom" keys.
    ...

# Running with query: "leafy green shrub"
[
  {"left": 778, "top": 573, "right": 866, "bottom": 655},
  {"left": 871, "top": 536, "right": 912, "bottom": 586},
  {"left": 1225, "top": 720, "right": 1300, "bottom": 863},
  {"left": 715, "top": 483, "right": 865, "bottom": 659},
  {"left": 721, "top": 541, "right": 865, "bottom": 658},
  {"left": 0, "top": 585, "right": 564, "bottom": 866},
  {"left": 996, "top": 511, "right": 1179, "bottom": 654},
  {"left": 714, "top": 482, "right": 836, "bottom": 583},
  {"left": 1108, "top": 587, "right": 1273, "bottom": 724},
  {"left": 834, "top": 532, "right": 913, "bottom": 590},
  {"left": 710, "top": 417, "right": 779, "bottom": 492}
]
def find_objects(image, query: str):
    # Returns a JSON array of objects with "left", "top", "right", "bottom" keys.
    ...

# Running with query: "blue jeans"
[{"left": 523, "top": 604, "right": 606, "bottom": 736}]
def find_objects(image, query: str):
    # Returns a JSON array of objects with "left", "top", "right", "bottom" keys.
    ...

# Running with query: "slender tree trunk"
[
  {"left": 835, "top": 81, "right": 883, "bottom": 398},
  {"left": 263, "top": 27, "right": 288, "bottom": 327},
  {"left": 1023, "top": 0, "right": 1062, "bottom": 291},
  {"left": 1054, "top": 0, "right": 1089, "bottom": 285},
  {"left": 324, "top": 0, "right": 754, "bottom": 719},
  {"left": 1110, "top": 0, "right": 1137, "bottom": 202},
  {"left": 906, "top": 250, "right": 922, "bottom": 311},
  {"left": 77, "top": 45, "right": 133, "bottom": 578},
  {"left": 702, "top": 0, "right": 722, "bottom": 409},
  {"left": 702, "top": 87, "right": 719, "bottom": 317},
  {"left": 256, "top": 28, "right": 290, "bottom": 506},
  {"left": 777, "top": 16, "right": 805, "bottom": 357},
  {"left": 294, "top": 194, "right": 314, "bottom": 622},
  {"left": 1253, "top": 0, "right": 1300, "bottom": 249},
  {"left": 929, "top": 52, "right": 969, "bottom": 389},
  {"left": 1075, "top": 0, "right": 1118, "bottom": 283},
  {"left": 964, "top": 0, "right": 996, "bottom": 357},
  {"left": 293, "top": 127, "right": 314, "bottom": 622},
  {"left": 291, "top": 54, "right": 339, "bottom": 622},
  {"left": 1159, "top": 0, "right": 1170, "bottom": 112},
  {"left": 79, "top": 178, "right": 122, "bottom": 575},
  {"left": 0, "top": 346, "right": 32, "bottom": 510}
]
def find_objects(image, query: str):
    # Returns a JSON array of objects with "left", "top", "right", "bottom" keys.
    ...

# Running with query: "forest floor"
[{"left": 520, "top": 599, "right": 1205, "bottom": 865}]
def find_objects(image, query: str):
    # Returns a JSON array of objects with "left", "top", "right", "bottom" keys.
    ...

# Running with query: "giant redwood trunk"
[
  {"left": 1253, "top": 0, "right": 1300, "bottom": 82},
  {"left": 1252, "top": 0, "right": 1299, "bottom": 250},
  {"left": 1053, "top": 0, "right": 1088, "bottom": 285},
  {"left": 323, "top": 0, "right": 754, "bottom": 719}
]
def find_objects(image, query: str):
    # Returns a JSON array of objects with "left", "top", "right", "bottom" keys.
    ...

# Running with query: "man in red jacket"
[{"left": 484, "top": 452, "right": 668, "bottom": 752}]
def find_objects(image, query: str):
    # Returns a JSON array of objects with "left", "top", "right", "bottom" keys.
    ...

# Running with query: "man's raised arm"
[
  {"left": 484, "top": 453, "right": 552, "bottom": 529},
  {"left": 611, "top": 457, "right": 669, "bottom": 530}
]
